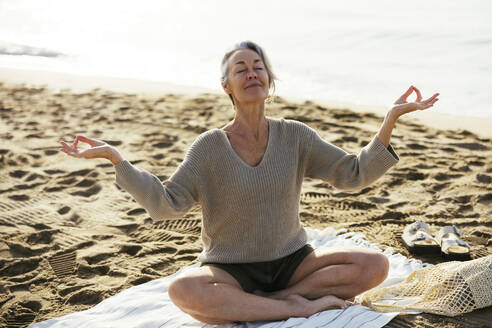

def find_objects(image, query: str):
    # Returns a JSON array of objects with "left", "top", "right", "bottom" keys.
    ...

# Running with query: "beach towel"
[{"left": 29, "top": 227, "right": 428, "bottom": 328}]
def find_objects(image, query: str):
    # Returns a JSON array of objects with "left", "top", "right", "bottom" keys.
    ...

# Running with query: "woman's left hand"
[{"left": 390, "top": 86, "right": 439, "bottom": 119}]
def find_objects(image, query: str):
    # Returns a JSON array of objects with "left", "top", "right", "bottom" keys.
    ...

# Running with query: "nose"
[{"left": 247, "top": 69, "right": 257, "bottom": 80}]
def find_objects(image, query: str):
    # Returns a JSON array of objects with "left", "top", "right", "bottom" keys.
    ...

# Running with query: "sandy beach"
[{"left": 0, "top": 69, "right": 490, "bottom": 327}]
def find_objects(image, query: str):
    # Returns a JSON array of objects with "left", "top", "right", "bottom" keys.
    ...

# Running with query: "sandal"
[
  {"left": 402, "top": 222, "right": 440, "bottom": 255},
  {"left": 435, "top": 226, "right": 471, "bottom": 261}
]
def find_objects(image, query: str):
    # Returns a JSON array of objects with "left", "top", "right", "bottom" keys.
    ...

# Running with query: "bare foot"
[{"left": 285, "top": 294, "right": 350, "bottom": 318}]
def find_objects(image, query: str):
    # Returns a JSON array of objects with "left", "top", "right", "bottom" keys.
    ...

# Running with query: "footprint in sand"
[
  {"left": 371, "top": 211, "right": 409, "bottom": 221},
  {"left": 468, "top": 160, "right": 485, "bottom": 167},
  {"left": 66, "top": 289, "right": 103, "bottom": 305},
  {"left": 387, "top": 201, "right": 409, "bottom": 209},
  {"left": 434, "top": 172, "right": 463, "bottom": 181},
  {"left": 174, "top": 254, "right": 197, "bottom": 262},
  {"left": 55, "top": 238, "right": 94, "bottom": 254},
  {"left": 7, "top": 242, "right": 51, "bottom": 257},
  {"left": 119, "top": 244, "right": 142, "bottom": 256},
  {"left": 476, "top": 174, "right": 491, "bottom": 184},
  {"left": 133, "top": 229, "right": 184, "bottom": 243},
  {"left": 432, "top": 182, "right": 450, "bottom": 192},
  {"left": 440, "top": 147, "right": 457, "bottom": 153},
  {"left": 8, "top": 194, "right": 29, "bottom": 201},
  {"left": 390, "top": 171, "right": 427, "bottom": 181},
  {"left": 24, "top": 173, "right": 44, "bottom": 182},
  {"left": 456, "top": 204, "right": 475, "bottom": 214},
  {"left": 44, "top": 149, "right": 58, "bottom": 156},
  {"left": 477, "top": 193, "right": 492, "bottom": 205},
  {"left": 70, "top": 184, "right": 102, "bottom": 197},
  {"left": 450, "top": 164, "right": 471, "bottom": 172},
  {"left": 110, "top": 223, "right": 139, "bottom": 234},
  {"left": 57, "top": 206, "right": 71, "bottom": 215},
  {"left": 335, "top": 200, "right": 376, "bottom": 210},
  {"left": 367, "top": 196, "right": 390, "bottom": 204},
  {"left": 26, "top": 229, "right": 59, "bottom": 244},
  {"left": 0, "top": 258, "right": 41, "bottom": 277},
  {"left": 3, "top": 302, "right": 38, "bottom": 328},
  {"left": 9, "top": 170, "right": 28, "bottom": 178},
  {"left": 15, "top": 182, "right": 44, "bottom": 190},
  {"left": 74, "top": 178, "right": 96, "bottom": 188},
  {"left": 127, "top": 208, "right": 146, "bottom": 216},
  {"left": 450, "top": 142, "right": 490, "bottom": 151},
  {"left": 406, "top": 143, "right": 428, "bottom": 150},
  {"left": 48, "top": 251, "right": 77, "bottom": 278},
  {"left": 152, "top": 141, "right": 174, "bottom": 149},
  {"left": 65, "top": 168, "right": 92, "bottom": 177},
  {"left": 83, "top": 252, "right": 114, "bottom": 265},
  {"left": 302, "top": 191, "right": 331, "bottom": 200},
  {"left": 43, "top": 169, "right": 66, "bottom": 175},
  {"left": 137, "top": 246, "right": 178, "bottom": 258},
  {"left": 58, "top": 284, "right": 92, "bottom": 297},
  {"left": 387, "top": 178, "right": 405, "bottom": 188},
  {"left": 129, "top": 276, "right": 154, "bottom": 286},
  {"left": 68, "top": 213, "right": 82, "bottom": 224},
  {"left": 162, "top": 218, "right": 201, "bottom": 233},
  {"left": 78, "top": 263, "right": 110, "bottom": 278},
  {"left": 44, "top": 186, "right": 65, "bottom": 192}
]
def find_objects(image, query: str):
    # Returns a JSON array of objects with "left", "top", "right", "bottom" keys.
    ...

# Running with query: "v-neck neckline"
[{"left": 218, "top": 117, "right": 273, "bottom": 169}]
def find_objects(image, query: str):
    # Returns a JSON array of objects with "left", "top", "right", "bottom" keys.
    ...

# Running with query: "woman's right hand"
[{"left": 59, "top": 135, "right": 123, "bottom": 165}]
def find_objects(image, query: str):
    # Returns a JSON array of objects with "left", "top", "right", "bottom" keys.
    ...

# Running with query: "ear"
[{"left": 222, "top": 82, "right": 231, "bottom": 95}]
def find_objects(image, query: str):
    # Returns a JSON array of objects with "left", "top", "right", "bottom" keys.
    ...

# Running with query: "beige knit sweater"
[{"left": 114, "top": 117, "right": 399, "bottom": 263}]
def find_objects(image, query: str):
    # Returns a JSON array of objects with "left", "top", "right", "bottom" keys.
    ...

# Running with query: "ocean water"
[{"left": 0, "top": 0, "right": 491, "bottom": 118}]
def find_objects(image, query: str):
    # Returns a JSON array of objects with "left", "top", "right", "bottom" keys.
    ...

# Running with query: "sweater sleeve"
[
  {"left": 114, "top": 139, "right": 203, "bottom": 220},
  {"left": 305, "top": 128, "right": 399, "bottom": 190}
]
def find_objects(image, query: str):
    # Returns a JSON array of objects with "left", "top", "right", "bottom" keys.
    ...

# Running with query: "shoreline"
[{"left": 1, "top": 66, "right": 491, "bottom": 138}]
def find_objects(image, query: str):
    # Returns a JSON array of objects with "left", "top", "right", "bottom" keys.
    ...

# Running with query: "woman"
[{"left": 59, "top": 41, "right": 439, "bottom": 325}]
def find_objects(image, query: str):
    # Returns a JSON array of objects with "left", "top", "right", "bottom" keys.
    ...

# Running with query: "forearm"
[
  {"left": 376, "top": 109, "right": 399, "bottom": 148},
  {"left": 114, "top": 160, "right": 197, "bottom": 220}
]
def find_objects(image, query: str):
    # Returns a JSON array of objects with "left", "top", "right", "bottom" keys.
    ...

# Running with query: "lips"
[{"left": 245, "top": 83, "right": 262, "bottom": 89}]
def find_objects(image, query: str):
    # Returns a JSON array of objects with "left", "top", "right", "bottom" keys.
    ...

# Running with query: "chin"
[{"left": 241, "top": 92, "right": 268, "bottom": 103}]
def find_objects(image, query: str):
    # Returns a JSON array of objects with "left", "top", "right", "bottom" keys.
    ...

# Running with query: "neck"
[{"left": 229, "top": 102, "right": 268, "bottom": 140}]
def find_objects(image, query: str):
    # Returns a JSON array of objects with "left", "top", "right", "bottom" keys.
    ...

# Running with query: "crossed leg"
[
  {"left": 168, "top": 246, "right": 389, "bottom": 325},
  {"left": 263, "top": 246, "right": 389, "bottom": 300}
]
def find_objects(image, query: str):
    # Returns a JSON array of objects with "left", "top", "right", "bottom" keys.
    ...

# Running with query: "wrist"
[
  {"left": 385, "top": 108, "right": 399, "bottom": 124},
  {"left": 107, "top": 148, "right": 123, "bottom": 165}
]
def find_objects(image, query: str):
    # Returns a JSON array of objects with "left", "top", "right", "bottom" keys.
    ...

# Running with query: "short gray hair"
[{"left": 220, "top": 41, "right": 277, "bottom": 105}]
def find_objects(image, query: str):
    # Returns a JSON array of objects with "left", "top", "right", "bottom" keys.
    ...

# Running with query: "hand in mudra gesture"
[
  {"left": 391, "top": 85, "right": 439, "bottom": 118},
  {"left": 59, "top": 135, "right": 122, "bottom": 164}
]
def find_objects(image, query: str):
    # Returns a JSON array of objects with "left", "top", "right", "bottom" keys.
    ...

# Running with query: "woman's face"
[{"left": 223, "top": 49, "right": 270, "bottom": 106}]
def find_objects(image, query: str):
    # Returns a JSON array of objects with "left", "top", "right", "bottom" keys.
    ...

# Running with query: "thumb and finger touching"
[
  {"left": 394, "top": 86, "right": 439, "bottom": 114},
  {"left": 59, "top": 135, "right": 109, "bottom": 159}
]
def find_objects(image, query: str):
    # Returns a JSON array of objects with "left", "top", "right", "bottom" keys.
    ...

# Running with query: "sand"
[{"left": 0, "top": 70, "right": 491, "bottom": 327}]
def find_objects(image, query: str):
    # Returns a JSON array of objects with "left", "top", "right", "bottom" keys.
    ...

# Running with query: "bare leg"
[
  {"left": 264, "top": 247, "right": 389, "bottom": 301},
  {"left": 168, "top": 266, "right": 349, "bottom": 324},
  {"left": 182, "top": 294, "right": 348, "bottom": 325}
]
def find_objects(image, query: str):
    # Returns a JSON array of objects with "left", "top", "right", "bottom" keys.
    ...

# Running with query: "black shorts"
[{"left": 200, "top": 244, "right": 315, "bottom": 294}]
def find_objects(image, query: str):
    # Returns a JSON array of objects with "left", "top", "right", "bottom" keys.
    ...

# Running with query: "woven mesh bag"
[{"left": 360, "top": 255, "right": 492, "bottom": 316}]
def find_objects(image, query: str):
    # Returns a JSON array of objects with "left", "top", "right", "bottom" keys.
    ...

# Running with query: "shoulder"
[
  {"left": 182, "top": 129, "right": 222, "bottom": 163},
  {"left": 189, "top": 128, "right": 222, "bottom": 149},
  {"left": 178, "top": 129, "right": 222, "bottom": 176},
  {"left": 272, "top": 117, "right": 317, "bottom": 139}
]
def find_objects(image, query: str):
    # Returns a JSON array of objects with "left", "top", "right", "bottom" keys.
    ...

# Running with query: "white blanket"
[{"left": 29, "top": 227, "right": 427, "bottom": 328}]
